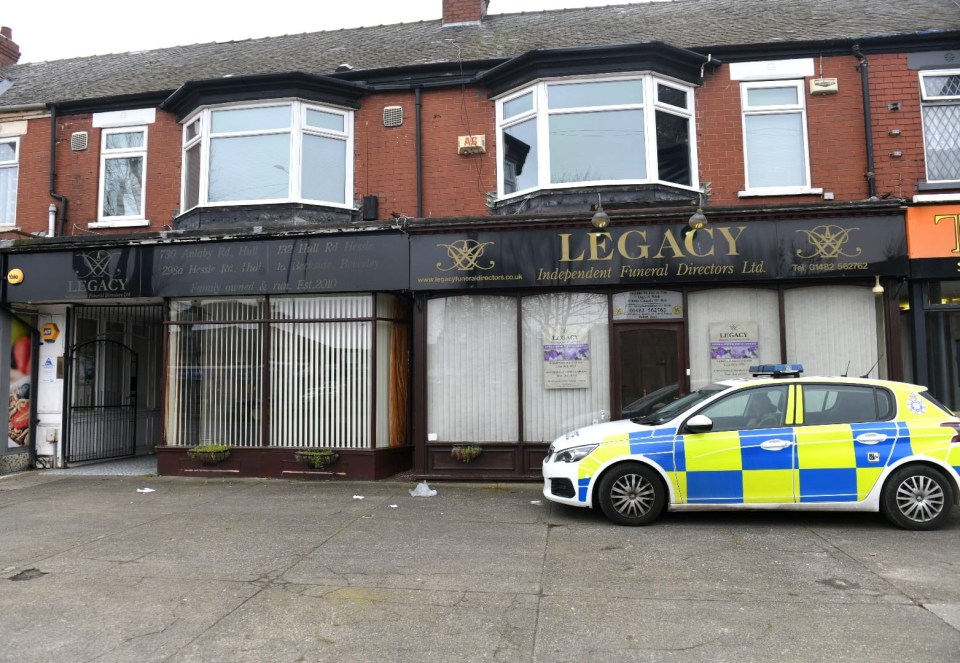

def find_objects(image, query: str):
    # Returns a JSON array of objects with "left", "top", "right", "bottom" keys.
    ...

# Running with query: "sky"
[{"left": 3, "top": 0, "right": 661, "bottom": 64}]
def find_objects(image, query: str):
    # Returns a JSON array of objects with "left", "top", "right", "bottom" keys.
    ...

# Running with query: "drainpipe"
[
  {"left": 853, "top": 45, "right": 877, "bottom": 200},
  {"left": 47, "top": 103, "right": 67, "bottom": 236},
  {"left": 47, "top": 204, "right": 56, "bottom": 238},
  {"left": 415, "top": 87, "right": 423, "bottom": 218}
]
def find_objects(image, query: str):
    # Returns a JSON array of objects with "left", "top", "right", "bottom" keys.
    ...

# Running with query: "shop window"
[
  {"left": 98, "top": 127, "right": 147, "bottom": 224},
  {"left": 784, "top": 286, "right": 881, "bottom": 379},
  {"left": 0, "top": 137, "right": 18, "bottom": 226},
  {"left": 739, "top": 80, "right": 819, "bottom": 197},
  {"left": 181, "top": 101, "right": 352, "bottom": 212},
  {"left": 427, "top": 296, "right": 519, "bottom": 442},
  {"left": 496, "top": 76, "right": 696, "bottom": 198},
  {"left": 920, "top": 70, "right": 960, "bottom": 183},
  {"left": 165, "top": 294, "right": 406, "bottom": 449},
  {"left": 521, "top": 293, "right": 610, "bottom": 442}
]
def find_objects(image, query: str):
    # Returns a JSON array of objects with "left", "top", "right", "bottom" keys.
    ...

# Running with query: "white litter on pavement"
[
  {"left": 389, "top": 504, "right": 398, "bottom": 508},
  {"left": 136, "top": 488, "right": 155, "bottom": 493},
  {"left": 530, "top": 500, "right": 542, "bottom": 505},
  {"left": 409, "top": 481, "right": 437, "bottom": 497},
  {"left": 352, "top": 495, "right": 365, "bottom": 500}
]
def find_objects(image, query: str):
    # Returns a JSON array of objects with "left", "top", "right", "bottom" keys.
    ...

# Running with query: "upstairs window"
[
  {"left": 740, "top": 80, "right": 814, "bottom": 195},
  {"left": 0, "top": 137, "right": 17, "bottom": 226},
  {"left": 496, "top": 76, "right": 696, "bottom": 198},
  {"left": 181, "top": 101, "right": 353, "bottom": 212},
  {"left": 920, "top": 70, "right": 960, "bottom": 183},
  {"left": 99, "top": 127, "right": 147, "bottom": 222}
]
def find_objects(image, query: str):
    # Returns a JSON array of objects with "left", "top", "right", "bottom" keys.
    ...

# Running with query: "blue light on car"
[{"left": 749, "top": 363, "right": 803, "bottom": 378}]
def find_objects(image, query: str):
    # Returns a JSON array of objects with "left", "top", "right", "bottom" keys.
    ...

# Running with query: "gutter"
[
  {"left": 47, "top": 104, "right": 67, "bottom": 237},
  {"left": 853, "top": 45, "right": 877, "bottom": 199}
]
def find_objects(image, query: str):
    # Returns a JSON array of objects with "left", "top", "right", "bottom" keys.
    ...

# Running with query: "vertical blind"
[
  {"left": 521, "top": 293, "right": 610, "bottom": 442},
  {"left": 166, "top": 295, "right": 408, "bottom": 449}
]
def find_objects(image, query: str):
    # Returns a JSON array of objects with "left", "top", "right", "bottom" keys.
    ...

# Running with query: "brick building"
[{"left": 0, "top": 0, "right": 957, "bottom": 479}]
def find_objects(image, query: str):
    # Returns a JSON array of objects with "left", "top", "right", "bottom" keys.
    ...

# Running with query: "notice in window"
[
  {"left": 709, "top": 322, "right": 759, "bottom": 381},
  {"left": 544, "top": 326, "right": 590, "bottom": 389},
  {"left": 612, "top": 290, "right": 683, "bottom": 320}
]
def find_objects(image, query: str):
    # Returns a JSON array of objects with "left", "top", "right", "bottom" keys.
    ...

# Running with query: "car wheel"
[
  {"left": 881, "top": 465, "right": 954, "bottom": 531},
  {"left": 597, "top": 463, "right": 666, "bottom": 526}
]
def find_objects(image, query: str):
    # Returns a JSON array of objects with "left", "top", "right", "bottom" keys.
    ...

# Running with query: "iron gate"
[{"left": 65, "top": 339, "right": 138, "bottom": 463}]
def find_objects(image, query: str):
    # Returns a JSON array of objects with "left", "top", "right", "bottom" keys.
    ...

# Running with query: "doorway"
[{"left": 613, "top": 324, "right": 685, "bottom": 418}]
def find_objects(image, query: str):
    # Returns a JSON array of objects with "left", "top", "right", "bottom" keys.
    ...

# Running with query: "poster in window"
[
  {"left": 709, "top": 322, "right": 759, "bottom": 381},
  {"left": 8, "top": 317, "right": 34, "bottom": 449},
  {"left": 544, "top": 326, "right": 590, "bottom": 389}
]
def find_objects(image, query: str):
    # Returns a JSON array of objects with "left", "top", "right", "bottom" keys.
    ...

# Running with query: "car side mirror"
[{"left": 684, "top": 414, "right": 714, "bottom": 434}]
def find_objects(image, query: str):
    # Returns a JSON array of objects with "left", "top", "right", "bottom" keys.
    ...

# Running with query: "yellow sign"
[
  {"left": 41, "top": 323, "right": 60, "bottom": 343},
  {"left": 6, "top": 268, "right": 23, "bottom": 285}
]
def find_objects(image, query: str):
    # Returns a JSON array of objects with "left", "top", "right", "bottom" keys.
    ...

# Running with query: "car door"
[
  {"left": 678, "top": 384, "right": 794, "bottom": 504},
  {"left": 794, "top": 383, "right": 898, "bottom": 502}
]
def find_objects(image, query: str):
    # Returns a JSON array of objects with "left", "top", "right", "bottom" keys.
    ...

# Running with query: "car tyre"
[
  {"left": 597, "top": 463, "right": 666, "bottom": 526},
  {"left": 881, "top": 465, "right": 954, "bottom": 531}
]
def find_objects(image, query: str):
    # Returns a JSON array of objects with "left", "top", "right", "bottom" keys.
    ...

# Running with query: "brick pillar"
[
  {"left": 442, "top": 0, "right": 490, "bottom": 26},
  {"left": 0, "top": 27, "right": 21, "bottom": 65}
]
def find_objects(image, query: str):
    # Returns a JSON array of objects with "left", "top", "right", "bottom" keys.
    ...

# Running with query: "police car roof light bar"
[{"left": 749, "top": 363, "right": 804, "bottom": 378}]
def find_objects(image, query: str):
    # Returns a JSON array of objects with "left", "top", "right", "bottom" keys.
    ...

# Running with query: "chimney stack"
[
  {"left": 442, "top": 0, "right": 490, "bottom": 26},
  {"left": 0, "top": 27, "right": 21, "bottom": 65}
]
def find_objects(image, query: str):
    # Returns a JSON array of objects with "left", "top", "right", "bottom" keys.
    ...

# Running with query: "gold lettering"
[
  {"left": 558, "top": 233, "right": 585, "bottom": 262},
  {"left": 684, "top": 228, "right": 715, "bottom": 258},
  {"left": 589, "top": 232, "right": 614, "bottom": 261},
  {"left": 934, "top": 214, "right": 960, "bottom": 254},
  {"left": 617, "top": 230, "right": 649, "bottom": 259},
  {"left": 716, "top": 226, "right": 745, "bottom": 256},
  {"left": 654, "top": 229, "right": 685, "bottom": 259}
]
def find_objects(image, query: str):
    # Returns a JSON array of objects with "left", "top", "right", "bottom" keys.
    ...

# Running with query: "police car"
[{"left": 542, "top": 365, "right": 960, "bottom": 530}]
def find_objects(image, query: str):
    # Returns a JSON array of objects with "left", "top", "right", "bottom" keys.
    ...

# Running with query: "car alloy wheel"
[
  {"left": 597, "top": 464, "right": 666, "bottom": 526},
  {"left": 882, "top": 465, "right": 953, "bottom": 530}
]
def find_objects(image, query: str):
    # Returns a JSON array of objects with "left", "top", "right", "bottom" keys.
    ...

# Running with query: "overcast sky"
[{"left": 4, "top": 1, "right": 661, "bottom": 64}]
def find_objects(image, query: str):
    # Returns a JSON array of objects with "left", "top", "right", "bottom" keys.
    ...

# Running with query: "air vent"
[
  {"left": 70, "top": 131, "right": 88, "bottom": 151},
  {"left": 383, "top": 106, "right": 403, "bottom": 127}
]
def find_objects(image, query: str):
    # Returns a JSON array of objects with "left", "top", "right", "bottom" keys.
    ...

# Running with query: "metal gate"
[{"left": 65, "top": 339, "right": 138, "bottom": 463}]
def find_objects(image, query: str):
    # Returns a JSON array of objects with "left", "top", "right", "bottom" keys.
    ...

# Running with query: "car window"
[
  {"left": 634, "top": 385, "right": 725, "bottom": 425},
  {"left": 801, "top": 384, "right": 890, "bottom": 425},
  {"left": 695, "top": 385, "right": 788, "bottom": 432}
]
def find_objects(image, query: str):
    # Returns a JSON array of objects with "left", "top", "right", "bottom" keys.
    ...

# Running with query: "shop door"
[
  {"left": 66, "top": 339, "right": 138, "bottom": 463},
  {"left": 614, "top": 324, "right": 685, "bottom": 418}
]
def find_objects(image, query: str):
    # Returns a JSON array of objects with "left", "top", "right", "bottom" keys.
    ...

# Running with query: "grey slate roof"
[{"left": 1, "top": 0, "right": 958, "bottom": 108}]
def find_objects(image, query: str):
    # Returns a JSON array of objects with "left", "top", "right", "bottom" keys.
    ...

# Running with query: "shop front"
[
  {"left": 408, "top": 208, "right": 906, "bottom": 480},
  {"left": 1, "top": 230, "right": 412, "bottom": 479},
  {"left": 905, "top": 204, "right": 960, "bottom": 410}
]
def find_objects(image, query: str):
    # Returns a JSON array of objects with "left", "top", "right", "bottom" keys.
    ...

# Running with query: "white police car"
[{"left": 542, "top": 365, "right": 960, "bottom": 530}]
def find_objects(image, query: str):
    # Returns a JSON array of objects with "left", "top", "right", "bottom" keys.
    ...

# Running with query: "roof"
[{"left": 1, "top": 0, "right": 959, "bottom": 109}]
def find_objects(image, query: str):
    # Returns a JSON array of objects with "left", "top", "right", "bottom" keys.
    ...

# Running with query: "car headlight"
[{"left": 553, "top": 443, "right": 599, "bottom": 463}]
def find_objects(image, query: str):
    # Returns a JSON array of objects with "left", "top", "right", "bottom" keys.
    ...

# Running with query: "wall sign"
[
  {"left": 410, "top": 215, "right": 907, "bottom": 290},
  {"left": 709, "top": 322, "right": 759, "bottom": 381},
  {"left": 612, "top": 290, "right": 683, "bottom": 320},
  {"left": 543, "top": 326, "right": 591, "bottom": 389}
]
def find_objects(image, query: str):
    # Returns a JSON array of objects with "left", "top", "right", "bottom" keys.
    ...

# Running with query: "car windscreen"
[{"left": 633, "top": 385, "right": 727, "bottom": 425}]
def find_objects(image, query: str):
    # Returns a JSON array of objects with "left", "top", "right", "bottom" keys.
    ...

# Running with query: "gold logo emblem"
[
  {"left": 795, "top": 225, "right": 862, "bottom": 259},
  {"left": 436, "top": 239, "right": 496, "bottom": 271}
]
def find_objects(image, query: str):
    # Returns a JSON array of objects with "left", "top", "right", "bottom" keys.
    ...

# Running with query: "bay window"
[
  {"left": 0, "top": 137, "right": 18, "bottom": 226},
  {"left": 496, "top": 75, "right": 696, "bottom": 197},
  {"left": 181, "top": 100, "right": 353, "bottom": 211},
  {"left": 920, "top": 70, "right": 960, "bottom": 183}
]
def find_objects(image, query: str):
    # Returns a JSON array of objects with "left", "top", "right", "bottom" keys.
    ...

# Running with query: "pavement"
[{"left": 1, "top": 465, "right": 960, "bottom": 662}]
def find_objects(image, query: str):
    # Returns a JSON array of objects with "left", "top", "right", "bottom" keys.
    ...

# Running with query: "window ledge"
[
  {"left": 88, "top": 219, "right": 150, "bottom": 229},
  {"left": 738, "top": 187, "right": 823, "bottom": 198},
  {"left": 913, "top": 192, "right": 960, "bottom": 203},
  {"left": 916, "top": 181, "right": 960, "bottom": 192}
]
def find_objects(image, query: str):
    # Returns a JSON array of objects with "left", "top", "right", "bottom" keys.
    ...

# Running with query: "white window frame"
[
  {"left": 495, "top": 74, "right": 698, "bottom": 200},
  {"left": 94, "top": 126, "right": 148, "bottom": 227},
  {"left": 738, "top": 79, "right": 821, "bottom": 197},
  {"left": 180, "top": 99, "right": 354, "bottom": 213},
  {"left": 919, "top": 69, "right": 960, "bottom": 185},
  {"left": 0, "top": 136, "right": 18, "bottom": 227}
]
